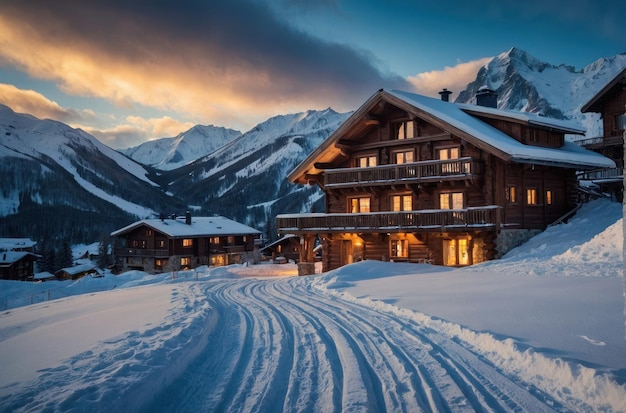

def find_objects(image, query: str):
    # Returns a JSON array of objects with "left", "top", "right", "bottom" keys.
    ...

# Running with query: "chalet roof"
[
  {"left": 55, "top": 263, "right": 98, "bottom": 276},
  {"left": 260, "top": 234, "right": 299, "bottom": 252},
  {"left": 0, "top": 238, "right": 36, "bottom": 251},
  {"left": 288, "top": 89, "right": 614, "bottom": 184},
  {"left": 0, "top": 251, "right": 39, "bottom": 265},
  {"left": 581, "top": 67, "right": 626, "bottom": 113},
  {"left": 111, "top": 215, "right": 262, "bottom": 238}
]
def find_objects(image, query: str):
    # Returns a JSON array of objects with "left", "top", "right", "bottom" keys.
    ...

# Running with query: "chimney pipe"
[
  {"left": 438, "top": 88, "right": 452, "bottom": 102},
  {"left": 185, "top": 210, "right": 191, "bottom": 225},
  {"left": 475, "top": 86, "right": 498, "bottom": 108}
]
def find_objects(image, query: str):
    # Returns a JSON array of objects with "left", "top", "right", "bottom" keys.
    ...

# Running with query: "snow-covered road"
[{"left": 143, "top": 276, "right": 570, "bottom": 413}]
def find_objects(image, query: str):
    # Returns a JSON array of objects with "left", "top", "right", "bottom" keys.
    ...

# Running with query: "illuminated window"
[
  {"left": 440, "top": 192, "right": 464, "bottom": 210},
  {"left": 437, "top": 147, "right": 460, "bottom": 160},
  {"left": 507, "top": 185, "right": 517, "bottom": 203},
  {"left": 526, "top": 189, "right": 538, "bottom": 205},
  {"left": 392, "top": 194, "right": 412, "bottom": 211},
  {"left": 155, "top": 259, "right": 165, "bottom": 270},
  {"left": 394, "top": 150, "right": 414, "bottom": 164},
  {"left": 181, "top": 257, "right": 190, "bottom": 267},
  {"left": 357, "top": 155, "right": 377, "bottom": 167},
  {"left": 391, "top": 239, "right": 409, "bottom": 258},
  {"left": 349, "top": 197, "right": 370, "bottom": 213},
  {"left": 158, "top": 239, "right": 165, "bottom": 248},
  {"left": 182, "top": 238, "right": 193, "bottom": 247},
  {"left": 545, "top": 190, "right": 553, "bottom": 205},
  {"left": 395, "top": 121, "right": 415, "bottom": 139},
  {"left": 146, "top": 229, "right": 153, "bottom": 236}
]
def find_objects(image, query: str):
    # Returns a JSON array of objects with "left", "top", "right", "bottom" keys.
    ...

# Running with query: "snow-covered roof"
[
  {"left": 0, "top": 251, "right": 38, "bottom": 265},
  {"left": 56, "top": 263, "right": 97, "bottom": 276},
  {"left": 0, "top": 238, "right": 36, "bottom": 251},
  {"left": 387, "top": 90, "right": 614, "bottom": 169},
  {"left": 261, "top": 234, "right": 299, "bottom": 251},
  {"left": 111, "top": 216, "right": 261, "bottom": 238}
]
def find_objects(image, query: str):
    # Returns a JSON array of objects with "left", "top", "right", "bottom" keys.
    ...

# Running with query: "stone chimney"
[
  {"left": 438, "top": 88, "right": 452, "bottom": 102},
  {"left": 475, "top": 86, "right": 498, "bottom": 108},
  {"left": 185, "top": 210, "right": 191, "bottom": 225}
]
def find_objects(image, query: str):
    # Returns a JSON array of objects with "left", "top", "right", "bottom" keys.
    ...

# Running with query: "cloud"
[
  {"left": 0, "top": 0, "right": 410, "bottom": 131},
  {"left": 85, "top": 116, "right": 196, "bottom": 150},
  {"left": 0, "top": 83, "right": 95, "bottom": 124},
  {"left": 407, "top": 57, "right": 493, "bottom": 102}
]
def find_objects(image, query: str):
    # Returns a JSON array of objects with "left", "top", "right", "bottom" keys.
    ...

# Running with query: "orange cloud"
[
  {"left": 0, "top": 83, "right": 94, "bottom": 123},
  {"left": 407, "top": 57, "right": 492, "bottom": 101}
]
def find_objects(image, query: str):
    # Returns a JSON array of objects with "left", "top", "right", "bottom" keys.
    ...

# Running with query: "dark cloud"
[{"left": 1, "top": 0, "right": 410, "bottom": 110}]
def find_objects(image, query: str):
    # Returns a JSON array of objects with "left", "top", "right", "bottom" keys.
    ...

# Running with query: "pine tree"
[{"left": 57, "top": 241, "right": 73, "bottom": 271}]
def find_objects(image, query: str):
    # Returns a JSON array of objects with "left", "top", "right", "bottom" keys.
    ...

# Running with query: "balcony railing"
[
  {"left": 114, "top": 248, "right": 169, "bottom": 257},
  {"left": 323, "top": 157, "right": 480, "bottom": 189},
  {"left": 277, "top": 206, "right": 501, "bottom": 234},
  {"left": 577, "top": 168, "right": 624, "bottom": 182},
  {"left": 573, "top": 134, "right": 624, "bottom": 149}
]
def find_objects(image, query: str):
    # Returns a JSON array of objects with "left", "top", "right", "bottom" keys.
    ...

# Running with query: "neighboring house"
[
  {"left": 0, "top": 251, "right": 39, "bottom": 281},
  {"left": 55, "top": 263, "right": 99, "bottom": 281},
  {"left": 261, "top": 234, "right": 302, "bottom": 263},
  {"left": 277, "top": 89, "right": 614, "bottom": 275},
  {"left": 577, "top": 67, "right": 625, "bottom": 201},
  {"left": 111, "top": 212, "right": 262, "bottom": 273},
  {"left": 0, "top": 238, "right": 36, "bottom": 253}
]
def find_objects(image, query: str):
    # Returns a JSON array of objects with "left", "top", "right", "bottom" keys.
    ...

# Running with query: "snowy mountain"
[
  {"left": 0, "top": 104, "right": 186, "bottom": 243},
  {"left": 456, "top": 47, "right": 626, "bottom": 138},
  {"left": 159, "top": 109, "right": 351, "bottom": 236},
  {"left": 122, "top": 125, "right": 241, "bottom": 171}
]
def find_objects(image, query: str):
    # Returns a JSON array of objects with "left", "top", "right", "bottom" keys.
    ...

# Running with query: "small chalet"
[
  {"left": 278, "top": 89, "right": 614, "bottom": 275},
  {"left": 0, "top": 238, "right": 38, "bottom": 280},
  {"left": 55, "top": 263, "right": 99, "bottom": 281},
  {"left": 261, "top": 234, "right": 302, "bottom": 263},
  {"left": 576, "top": 67, "right": 625, "bottom": 201},
  {"left": 111, "top": 212, "right": 261, "bottom": 273},
  {"left": 0, "top": 251, "right": 39, "bottom": 281}
]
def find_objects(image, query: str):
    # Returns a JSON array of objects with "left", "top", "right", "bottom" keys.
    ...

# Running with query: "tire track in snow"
[{"left": 145, "top": 276, "right": 561, "bottom": 412}]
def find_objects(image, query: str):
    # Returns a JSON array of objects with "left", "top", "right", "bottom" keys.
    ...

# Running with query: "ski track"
[{"left": 142, "top": 277, "right": 562, "bottom": 413}]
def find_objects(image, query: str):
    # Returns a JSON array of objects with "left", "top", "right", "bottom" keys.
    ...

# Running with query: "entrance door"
[
  {"left": 341, "top": 240, "right": 353, "bottom": 265},
  {"left": 443, "top": 238, "right": 470, "bottom": 266}
]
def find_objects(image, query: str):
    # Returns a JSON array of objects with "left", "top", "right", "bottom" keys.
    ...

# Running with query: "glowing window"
[{"left": 182, "top": 239, "right": 193, "bottom": 247}]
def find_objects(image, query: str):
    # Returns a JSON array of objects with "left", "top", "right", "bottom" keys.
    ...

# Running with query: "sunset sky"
[{"left": 0, "top": 0, "right": 624, "bottom": 149}]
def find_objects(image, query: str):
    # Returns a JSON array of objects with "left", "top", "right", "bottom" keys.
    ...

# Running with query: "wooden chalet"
[
  {"left": 576, "top": 67, "right": 625, "bottom": 201},
  {"left": 0, "top": 251, "right": 39, "bottom": 281},
  {"left": 277, "top": 89, "right": 614, "bottom": 275},
  {"left": 111, "top": 212, "right": 261, "bottom": 273}
]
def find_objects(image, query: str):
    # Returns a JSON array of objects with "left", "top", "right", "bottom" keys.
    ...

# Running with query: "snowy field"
[{"left": 0, "top": 199, "right": 624, "bottom": 412}]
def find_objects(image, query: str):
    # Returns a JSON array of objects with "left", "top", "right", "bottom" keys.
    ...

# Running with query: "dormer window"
[{"left": 394, "top": 120, "right": 415, "bottom": 140}]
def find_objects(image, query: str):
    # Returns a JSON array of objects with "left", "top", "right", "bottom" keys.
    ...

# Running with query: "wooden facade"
[
  {"left": 578, "top": 67, "right": 625, "bottom": 201},
  {"left": 111, "top": 213, "right": 261, "bottom": 273},
  {"left": 0, "top": 251, "right": 39, "bottom": 281},
  {"left": 278, "top": 89, "right": 613, "bottom": 274}
]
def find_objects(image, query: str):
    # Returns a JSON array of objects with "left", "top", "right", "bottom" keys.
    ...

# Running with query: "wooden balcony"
[
  {"left": 323, "top": 157, "right": 481, "bottom": 189},
  {"left": 574, "top": 134, "right": 624, "bottom": 149},
  {"left": 277, "top": 206, "right": 501, "bottom": 234},
  {"left": 114, "top": 248, "right": 169, "bottom": 257},
  {"left": 577, "top": 168, "right": 624, "bottom": 182}
]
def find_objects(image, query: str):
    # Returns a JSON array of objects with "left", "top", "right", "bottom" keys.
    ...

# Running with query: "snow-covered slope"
[
  {"left": 122, "top": 125, "right": 241, "bottom": 170},
  {"left": 456, "top": 48, "right": 626, "bottom": 138},
  {"left": 162, "top": 108, "right": 351, "bottom": 234},
  {"left": 0, "top": 104, "right": 186, "bottom": 243},
  {"left": 0, "top": 200, "right": 623, "bottom": 412}
]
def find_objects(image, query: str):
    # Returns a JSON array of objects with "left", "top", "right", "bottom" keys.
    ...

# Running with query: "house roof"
[
  {"left": 55, "top": 263, "right": 97, "bottom": 276},
  {"left": 581, "top": 67, "right": 626, "bottom": 113},
  {"left": 0, "top": 251, "right": 39, "bottom": 265},
  {"left": 260, "top": 234, "right": 299, "bottom": 252},
  {"left": 0, "top": 238, "right": 36, "bottom": 251},
  {"left": 111, "top": 215, "right": 262, "bottom": 238},
  {"left": 288, "top": 89, "right": 614, "bottom": 184}
]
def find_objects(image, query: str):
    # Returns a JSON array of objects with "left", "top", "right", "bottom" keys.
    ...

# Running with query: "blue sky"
[{"left": 0, "top": 0, "right": 624, "bottom": 148}]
